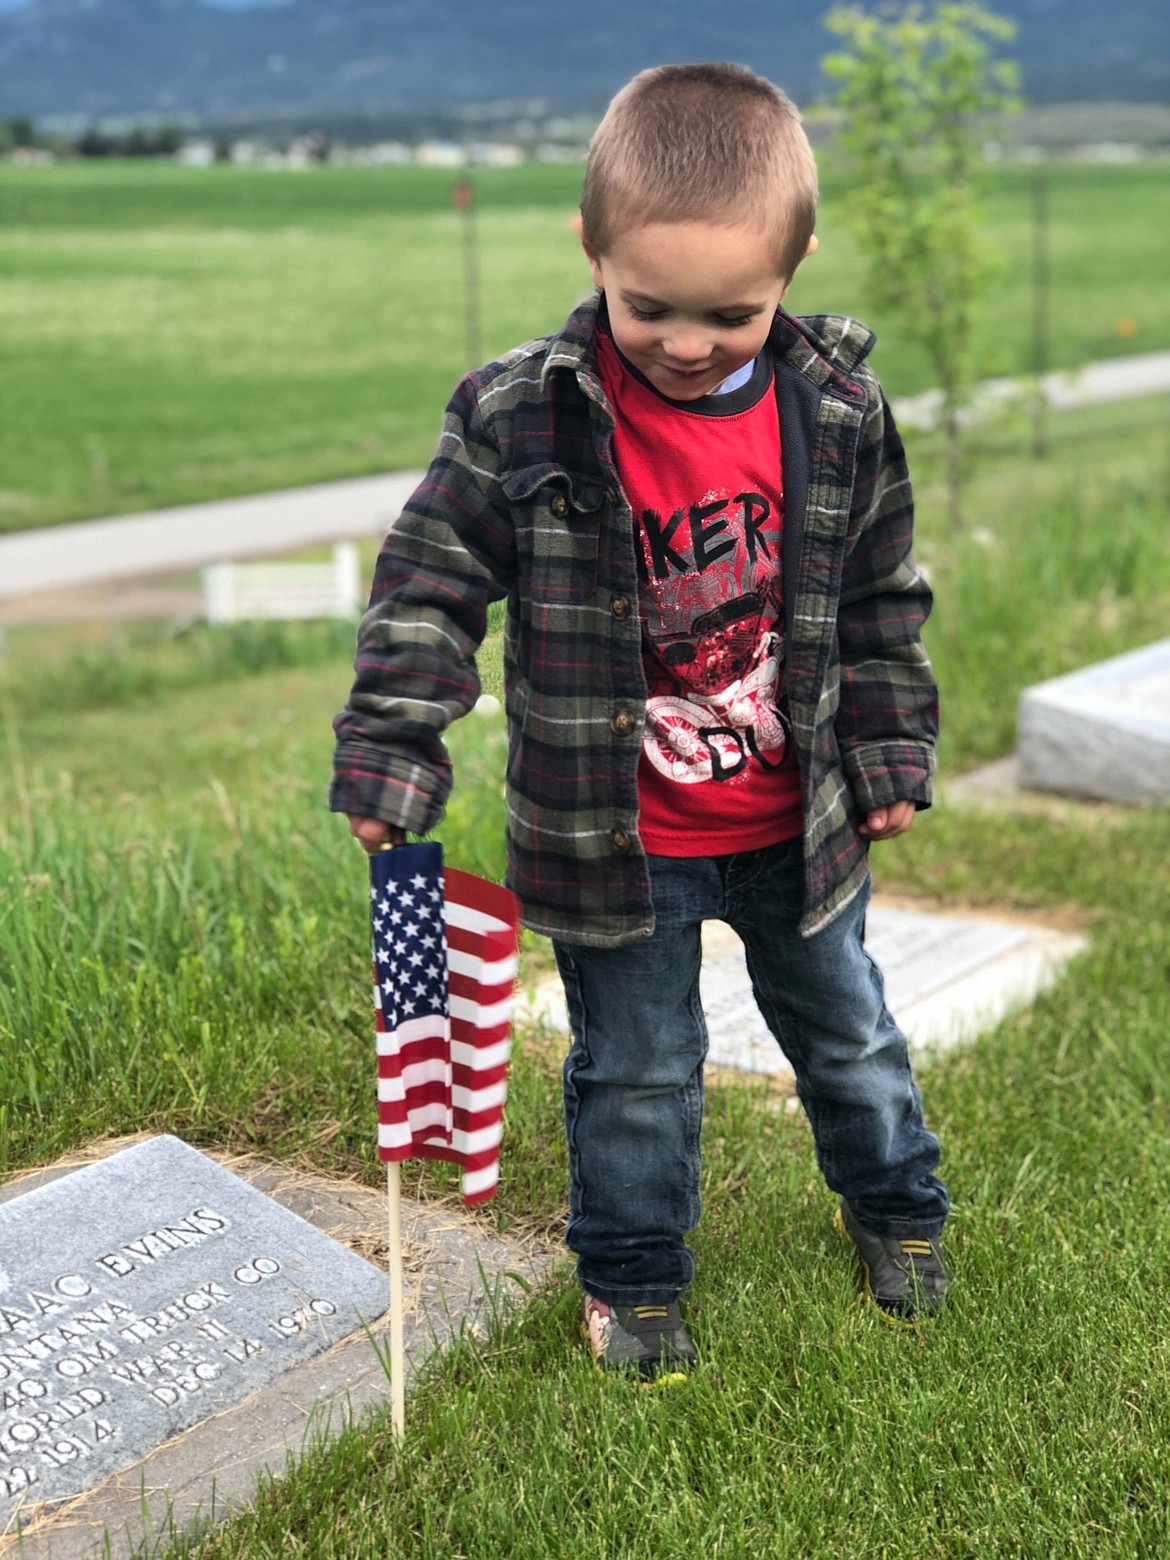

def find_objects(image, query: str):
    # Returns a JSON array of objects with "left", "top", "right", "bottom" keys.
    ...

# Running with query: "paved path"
[
  {"left": 1, "top": 350, "right": 1167, "bottom": 603},
  {"left": 0, "top": 471, "right": 424, "bottom": 601},
  {"left": 893, "top": 349, "right": 1170, "bottom": 430}
]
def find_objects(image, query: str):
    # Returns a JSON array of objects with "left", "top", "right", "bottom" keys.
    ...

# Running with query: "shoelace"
[
  {"left": 626, "top": 1304, "right": 674, "bottom": 1336},
  {"left": 898, "top": 1239, "right": 936, "bottom": 1258}
]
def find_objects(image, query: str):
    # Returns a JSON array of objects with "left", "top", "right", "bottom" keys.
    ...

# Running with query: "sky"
[{"left": 0, "top": 0, "right": 292, "bottom": 8}]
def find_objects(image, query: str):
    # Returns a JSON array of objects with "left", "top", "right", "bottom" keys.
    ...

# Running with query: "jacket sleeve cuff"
[
  {"left": 329, "top": 742, "right": 451, "bottom": 836},
  {"left": 840, "top": 740, "right": 935, "bottom": 813}
]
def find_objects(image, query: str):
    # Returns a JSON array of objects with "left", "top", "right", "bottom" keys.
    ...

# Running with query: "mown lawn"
[
  {"left": 1, "top": 403, "right": 1168, "bottom": 1554},
  {"left": 1, "top": 158, "right": 1167, "bottom": 532}
]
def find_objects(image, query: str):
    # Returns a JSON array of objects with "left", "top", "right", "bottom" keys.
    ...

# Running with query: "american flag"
[{"left": 371, "top": 842, "right": 520, "bottom": 1205}]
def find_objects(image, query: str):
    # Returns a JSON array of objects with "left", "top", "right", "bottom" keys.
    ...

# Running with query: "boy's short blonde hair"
[{"left": 581, "top": 63, "right": 818, "bottom": 283}]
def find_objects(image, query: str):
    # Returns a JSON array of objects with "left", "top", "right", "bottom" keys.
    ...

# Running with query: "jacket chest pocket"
[{"left": 505, "top": 463, "right": 607, "bottom": 601}]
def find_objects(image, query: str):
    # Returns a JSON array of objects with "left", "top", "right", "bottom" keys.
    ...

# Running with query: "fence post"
[
  {"left": 334, "top": 542, "right": 361, "bottom": 616},
  {"left": 1031, "top": 166, "right": 1050, "bottom": 459},
  {"left": 203, "top": 564, "right": 235, "bottom": 623}
]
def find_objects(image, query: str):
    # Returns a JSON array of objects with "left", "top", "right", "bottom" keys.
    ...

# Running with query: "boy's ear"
[
  {"left": 779, "top": 233, "right": 819, "bottom": 299},
  {"left": 572, "top": 214, "right": 605, "bottom": 292}
]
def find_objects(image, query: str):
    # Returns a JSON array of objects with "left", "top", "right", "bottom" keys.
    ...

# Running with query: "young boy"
[{"left": 333, "top": 63, "right": 949, "bottom": 1379}]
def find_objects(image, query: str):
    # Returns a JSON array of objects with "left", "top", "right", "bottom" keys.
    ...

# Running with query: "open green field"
[
  {"left": 1, "top": 158, "right": 1168, "bottom": 533},
  {"left": 2, "top": 404, "right": 1169, "bottom": 1554}
]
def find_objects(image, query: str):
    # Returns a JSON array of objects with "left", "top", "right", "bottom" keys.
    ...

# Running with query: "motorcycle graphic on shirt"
[{"left": 638, "top": 528, "right": 792, "bottom": 786}]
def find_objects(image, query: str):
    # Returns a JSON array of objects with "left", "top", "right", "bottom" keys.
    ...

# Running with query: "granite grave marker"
[
  {"left": 0, "top": 1136, "right": 388, "bottom": 1533},
  {"left": 1018, "top": 637, "right": 1170, "bottom": 804}
]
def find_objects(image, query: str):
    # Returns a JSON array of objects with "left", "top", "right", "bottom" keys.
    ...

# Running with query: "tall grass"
[
  {"left": 920, "top": 412, "right": 1170, "bottom": 768},
  {"left": 0, "top": 617, "right": 361, "bottom": 718},
  {"left": 0, "top": 785, "right": 353, "bottom": 1165},
  {"left": 0, "top": 700, "right": 517, "bottom": 1189}
]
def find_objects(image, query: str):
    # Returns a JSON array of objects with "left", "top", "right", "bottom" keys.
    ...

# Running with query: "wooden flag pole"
[{"left": 386, "top": 1160, "right": 406, "bottom": 1436}]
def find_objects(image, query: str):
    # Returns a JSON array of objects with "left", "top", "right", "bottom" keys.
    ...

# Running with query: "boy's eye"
[{"left": 626, "top": 305, "right": 756, "bottom": 328}]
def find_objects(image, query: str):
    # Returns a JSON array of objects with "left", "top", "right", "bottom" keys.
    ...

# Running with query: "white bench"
[{"left": 203, "top": 542, "right": 361, "bottom": 622}]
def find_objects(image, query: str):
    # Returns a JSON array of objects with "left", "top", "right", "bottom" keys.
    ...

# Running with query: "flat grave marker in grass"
[
  {"left": 520, "top": 900, "right": 1086, "bottom": 1078},
  {"left": 1018, "top": 637, "right": 1170, "bottom": 805},
  {"left": 0, "top": 1137, "right": 547, "bottom": 1559},
  {"left": 0, "top": 1136, "right": 388, "bottom": 1543}
]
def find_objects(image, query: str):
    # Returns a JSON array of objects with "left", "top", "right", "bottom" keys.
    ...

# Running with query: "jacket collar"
[{"left": 541, "top": 292, "right": 604, "bottom": 394}]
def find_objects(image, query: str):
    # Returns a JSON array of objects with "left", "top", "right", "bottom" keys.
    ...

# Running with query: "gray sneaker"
[
  {"left": 582, "top": 1294, "right": 697, "bottom": 1381},
  {"left": 834, "top": 1200, "right": 950, "bottom": 1324}
]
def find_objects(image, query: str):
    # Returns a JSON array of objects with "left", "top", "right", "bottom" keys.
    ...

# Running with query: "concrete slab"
[
  {"left": 520, "top": 899, "right": 1086, "bottom": 1079},
  {"left": 0, "top": 1138, "right": 547, "bottom": 1560},
  {"left": 940, "top": 755, "right": 1135, "bottom": 823},
  {"left": 1018, "top": 638, "right": 1170, "bottom": 804}
]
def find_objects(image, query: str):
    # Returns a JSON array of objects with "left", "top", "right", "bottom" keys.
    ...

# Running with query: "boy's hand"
[
  {"left": 858, "top": 801, "right": 916, "bottom": 842},
  {"left": 348, "top": 816, "right": 407, "bottom": 853}
]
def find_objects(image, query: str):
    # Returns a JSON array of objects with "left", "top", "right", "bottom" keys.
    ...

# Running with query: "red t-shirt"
[{"left": 597, "top": 328, "right": 804, "bottom": 856}]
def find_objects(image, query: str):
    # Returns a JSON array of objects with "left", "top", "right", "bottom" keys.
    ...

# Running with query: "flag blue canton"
[{"left": 370, "top": 843, "right": 449, "bottom": 1031}]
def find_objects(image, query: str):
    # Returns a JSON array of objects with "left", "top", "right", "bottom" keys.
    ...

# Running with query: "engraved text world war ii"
[{"left": 0, "top": 1137, "right": 388, "bottom": 1529}]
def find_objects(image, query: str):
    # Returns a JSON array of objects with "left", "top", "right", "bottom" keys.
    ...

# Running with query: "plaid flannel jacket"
[{"left": 331, "top": 296, "right": 938, "bottom": 947}]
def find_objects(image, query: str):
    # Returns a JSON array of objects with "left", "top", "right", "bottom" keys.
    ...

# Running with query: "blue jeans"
[{"left": 553, "top": 838, "right": 948, "bottom": 1306}]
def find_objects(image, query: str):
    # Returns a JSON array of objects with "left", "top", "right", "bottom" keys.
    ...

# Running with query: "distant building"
[
  {"left": 416, "top": 141, "right": 466, "bottom": 168},
  {"left": 1072, "top": 141, "right": 1143, "bottom": 163},
  {"left": 355, "top": 142, "right": 413, "bottom": 166},
  {"left": 283, "top": 133, "right": 330, "bottom": 168},
  {"left": 178, "top": 140, "right": 215, "bottom": 167},
  {"left": 467, "top": 141, "right": 524, "bottom": 167}
]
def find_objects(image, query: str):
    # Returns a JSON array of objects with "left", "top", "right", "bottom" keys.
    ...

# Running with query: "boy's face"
[{"left": 579, "top": 218, "right": 815, "bottom": 401}]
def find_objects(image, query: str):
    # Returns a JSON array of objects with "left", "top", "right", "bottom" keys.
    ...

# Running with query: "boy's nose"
[{"left": 662, "top": 333, "right": 712, "bottom": 366}]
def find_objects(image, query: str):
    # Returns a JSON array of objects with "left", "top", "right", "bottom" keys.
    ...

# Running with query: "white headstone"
[
  {"left": 519, "top": 902, "right": 1085, "bottom": 1078},
  {"left": 1018, "top": 639, "right": 1170, "bottom": 804}
]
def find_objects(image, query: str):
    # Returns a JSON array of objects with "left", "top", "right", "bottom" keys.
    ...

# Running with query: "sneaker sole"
[{"left": 832, "top": 1205, "right": 923, "bottom": 1331}]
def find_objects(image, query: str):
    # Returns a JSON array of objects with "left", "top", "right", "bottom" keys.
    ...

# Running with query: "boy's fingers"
[
  {"left": 860, "top": 802, "right": 915, "bottom": 840},
  {"left": 348, "top": 816, "right": 406, "bottom": 853}
]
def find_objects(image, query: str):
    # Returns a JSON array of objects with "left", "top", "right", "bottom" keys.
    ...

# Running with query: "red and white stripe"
[{"left": 376, "top": 866, "right": 520, "bottom": 1205}]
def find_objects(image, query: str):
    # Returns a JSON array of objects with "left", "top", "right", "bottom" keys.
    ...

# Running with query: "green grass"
[
  {"left": 145, "top": 884, "right": 1170, "bottom": 1557},
  {"left": 912, "top": 395, "right": 1170, "bottom": 768},
  {"left": 1, "top": 159, "right": 1167, "bottom": 532},
  {"left": 1, "top": 408, "right": 1168, "bottom": 1555}
]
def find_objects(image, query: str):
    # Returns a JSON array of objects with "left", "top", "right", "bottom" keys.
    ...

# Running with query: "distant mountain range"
[{"left": 1, "top": 0, "right": 1167, "bottom": 126}]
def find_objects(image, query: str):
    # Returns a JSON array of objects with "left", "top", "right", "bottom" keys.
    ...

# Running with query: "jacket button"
[
  {"left": 611, "top": 827, "right": 633, "bottom": 853},
  {"left": 610, "top": 594, "right": 631, "bottom": 620},
  {"left": 550, "top": 494, "right": 568, "bottom": 518},
  {"left": 610, "top": 709, "right": 635, "bottom": 736}
]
